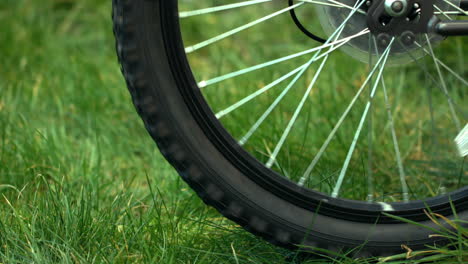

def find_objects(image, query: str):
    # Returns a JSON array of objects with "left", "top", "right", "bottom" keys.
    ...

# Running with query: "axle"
[
  {"left": 433, "top": 20, "right": 468, "bottom": 36},
  {"left": 431, "top": 0, "right": 468, "bottom": 36}
]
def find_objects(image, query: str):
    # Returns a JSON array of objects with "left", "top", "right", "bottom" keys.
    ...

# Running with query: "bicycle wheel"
[{"left": 112, "top": 0, "right": 468, "bottom": 256}]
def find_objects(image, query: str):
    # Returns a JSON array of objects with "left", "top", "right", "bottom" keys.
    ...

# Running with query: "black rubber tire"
[{"left": 112, "top": 0, "right": 467, "bottom": 256}]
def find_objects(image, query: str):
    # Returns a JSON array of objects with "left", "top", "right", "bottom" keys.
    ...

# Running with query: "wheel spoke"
[
  {"left": 442, "top": 0, "right": 468, "bottom": 16},
  {"left": 372, "top": 38, "right": 409, "bottom": 202},
  {"left": 424, "top": 34, "right": 462, "bottom": 131},
  {"left": 381, "top": 77, "right": 410, "bottom": 202},
  {"left": 400, "top": 39, "right": 466, "bottom": 138},
  {"left": 212, "top": 30, "right": 368, "bottom": 120},
  {"left": 266, "top": 54, "right": 329, "bottom": 168},
  {"left": 198, "top": 29, "right": 369, "bottom": 88},
  {"left": 413, "top": 41, "right": 468, "bottom": 96},
  {"left": 299, "top": 0, "right": 349, "bottom": 8},
  {"left": 299, "top": 0, "right": 367, "bottom": 15},
  {"left": 239, "top": 1, "right": 367, "bottom": 146},
  {"left": 185, "top": 3, "right": 304, "bottom": 53},
  {"left": 410, "top": 41, "right": 468, "bottom": 121},
  {"left": 215, "top": 63, "right": 309, "bottom": 119},
  {"left": 367, "top": 35, "right": 374, "bottom": 202},
  {"left": 236, "top": 32, "right": 367, "bottom": 145},
  {"left": 331, "top": 39, "right": 394, "bottom": 198},
  {"left": 434, "top": 10, "right": 465, "bottom": 15},
  {"left": 438, "top": 59, "right": 468, "bottom": 87},
  {"left": 179, "top": 0, "right": 272, "bottom": 18},
  {"left": 434, "top": 5, "right": 454, "bottom": 20},
  {"left": 265, "top": 0, "right": 369, "bottom": 167},
  {"left": 298, "top": 41, "right": 394, "bottom": 186},
  {"left": 238, "top": 60, "right": 311, "bottom": 146}
]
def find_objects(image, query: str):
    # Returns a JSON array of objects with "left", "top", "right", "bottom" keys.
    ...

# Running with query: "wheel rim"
[{"left": 171, "top": 0, "right": 467, "bottom": 211}]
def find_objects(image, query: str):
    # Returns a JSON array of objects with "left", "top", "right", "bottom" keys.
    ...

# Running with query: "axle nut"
[
  {"left": 384, "top": 0, "right": 408, "bottom": 17},
  {"left": 392, "top": 1, "right": 404, "bottom": 12}
]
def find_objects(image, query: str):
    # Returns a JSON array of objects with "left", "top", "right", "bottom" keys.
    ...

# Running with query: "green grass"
[{"left": 0, "top": 0, "right": 466, "bottom": 263}]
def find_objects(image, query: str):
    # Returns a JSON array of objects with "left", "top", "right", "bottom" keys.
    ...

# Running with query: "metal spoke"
[
  {"left": 265, "top": 0, "right": 368, "bottom": 167},
  {"left": 216, "top": 29, "right": 368, "bottom": 118},
  {"left": 331, "top": 39, "right": 394, "bottom": 198},
  {"left": 381, "top": 78, "right": 409, "bottom": 199},
  {"left": 424, "top": 34, "right": 462, "bottom": 131},
  {"left": 238, "top": 60, "right": 312, "bottom": 146},
  {"left": 442, "top": 0, "right": 468, "bottom": 15},
  {"left": 438, "top": 60, "right": 468, "bottom": 87},
  {"left": 239, "top": 0, "right": 367, "bottom": 146},
  {"left": 298, "top": 42, "right": 394, "bottom": 186},
  {"left": 215, "top": 63, "right": 309, "bottom": 119},
  {"left": 299, "top": 0, "right": 347, "bottom": 8},
  {"left": 401, "top": 39, "right": 466, "bottom": 137},
  {"left": 381, "top": 77, "right": 409, "bottom": 202},
  {"left": 236, "top": 36, "right": 360, "bottom": 145},
  {"left": 179, "top": 0, "right": 370, "bottom": 18},
  {"left": 198, "top": 29, "right": 369, "bottom": 88},
  {"left": 299, "top": 0, "right": 367, "bottom": 15},
  {"left": 405, "top": 43, "right": 438, "bottom": 148},
  {"left": 434, "top": 11, "right": 465, "bottom": 15},
  {"left": 179, "top": 0, "right": 272, "bottom": 18},
  {"left": 373, "top": 38, "right": 409, "bottom": 202},
  {"left": 266, "top": 53, "right": 329, "bottom": 168},
  {"left": 414, "top": 42, "right": 468, "bottom": 87},
  {"left": 185, "top": 3, "right": 304, "bottom": 53},
  {"left": 367, "top": 35, "right": 374, "bottom": 202},
  {"left": 433, "top": 3, "right": 467, "bottom": 18},
  {"left": 434, "top": 5, "right": 454, "bottom": 20}
]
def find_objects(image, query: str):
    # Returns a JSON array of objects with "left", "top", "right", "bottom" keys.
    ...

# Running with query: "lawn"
[{"left": 0, "top": 0, "right": 466, "bottom": 263}]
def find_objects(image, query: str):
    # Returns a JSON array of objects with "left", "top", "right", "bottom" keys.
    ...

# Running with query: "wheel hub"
[
  {"left": 314, "top": 0, "right": 459, "bottom": 64},
  {"left": 366, "top": 0, "right": 435, "bottom": 36}
]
